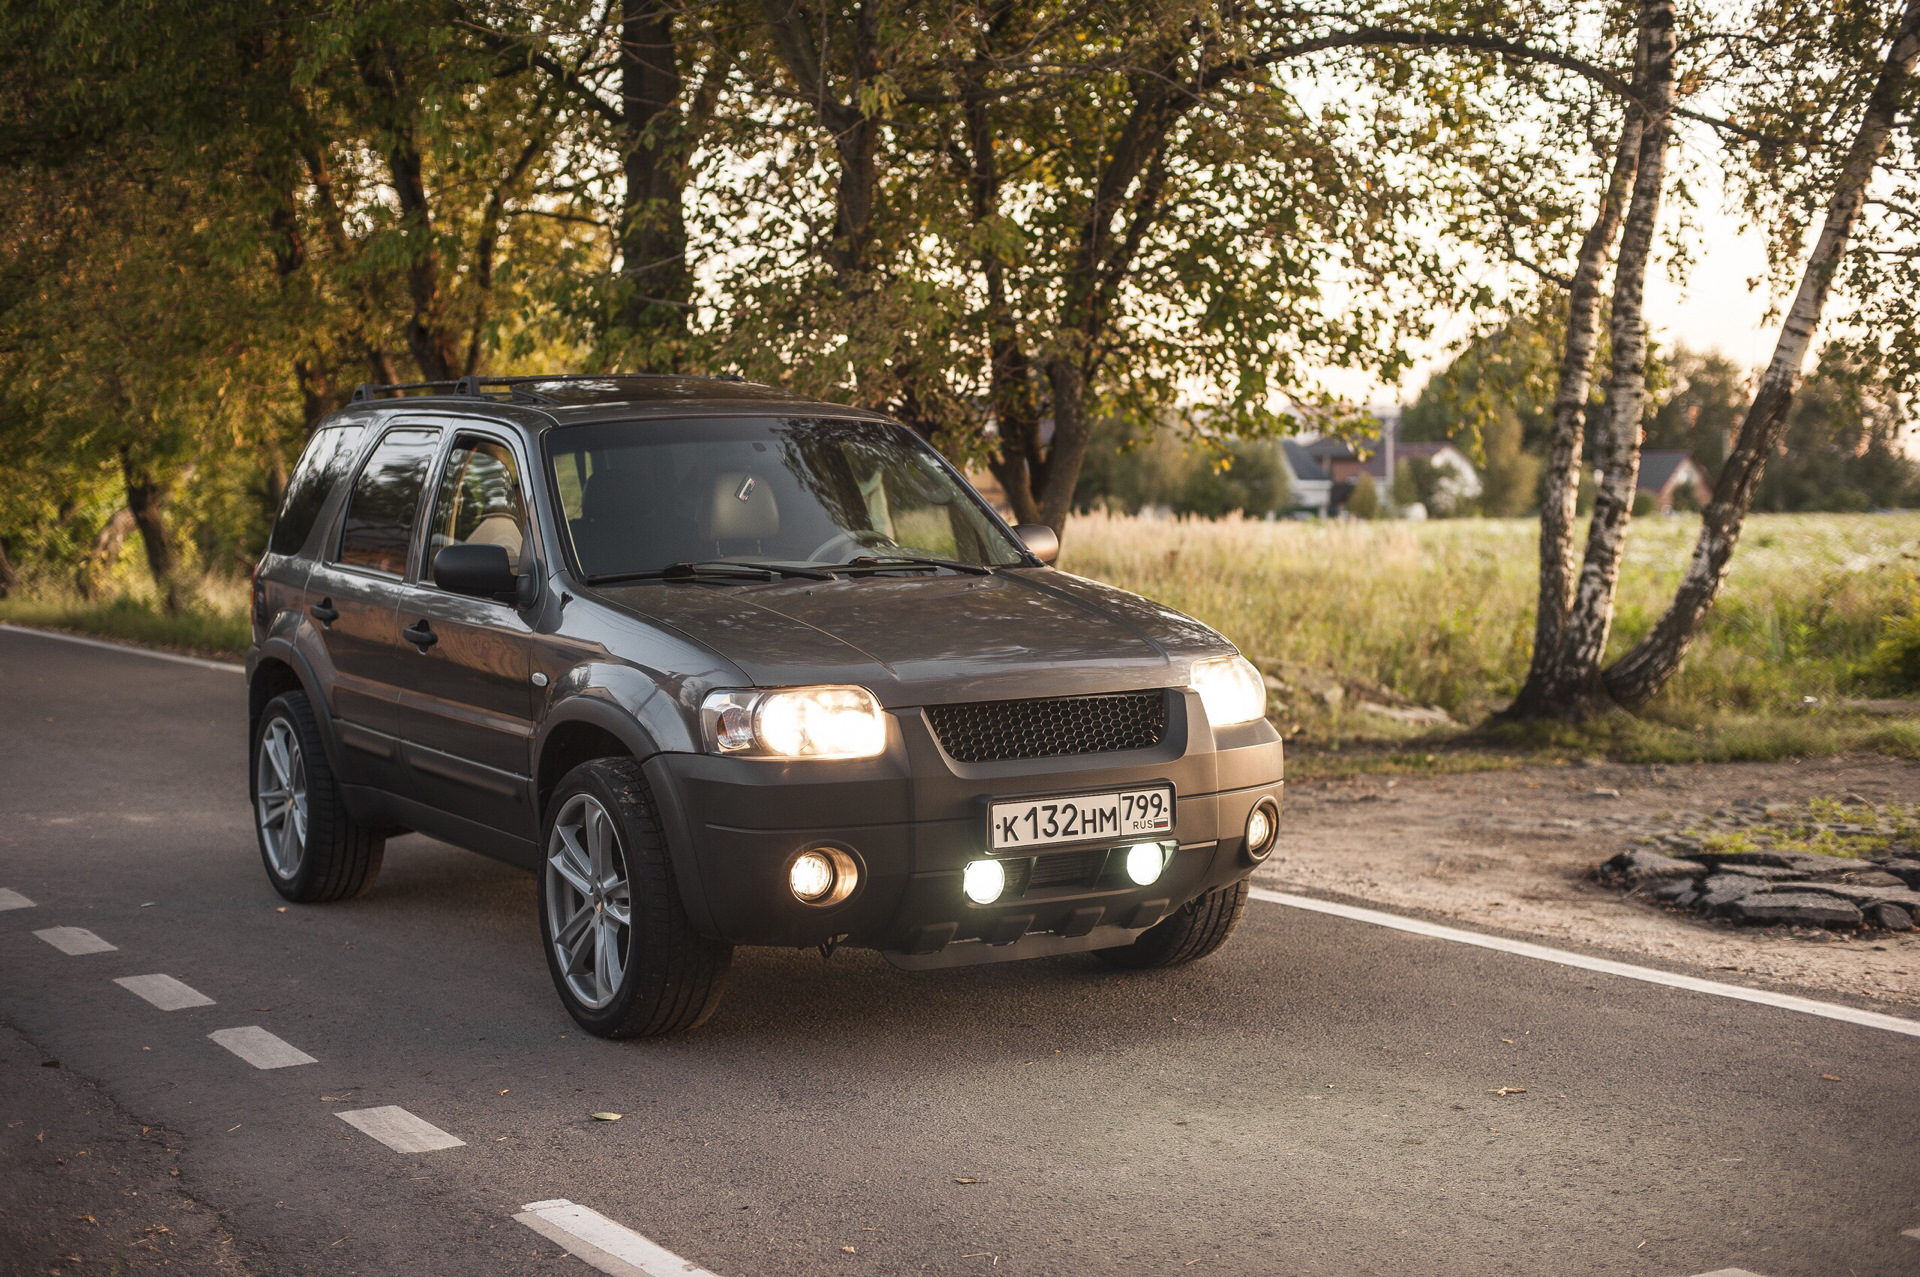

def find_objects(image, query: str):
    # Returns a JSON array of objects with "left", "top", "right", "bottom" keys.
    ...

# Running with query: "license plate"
[{"left": 988, "top": 786, "right": 1173, "bottom": 851}]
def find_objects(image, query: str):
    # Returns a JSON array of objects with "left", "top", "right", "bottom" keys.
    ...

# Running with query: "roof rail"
[
  {"left": 348, "top": 372, "right": 770, "bottom": 407},
  {"left": 349, "top": 380, "right": 461, "bottom": 403}
]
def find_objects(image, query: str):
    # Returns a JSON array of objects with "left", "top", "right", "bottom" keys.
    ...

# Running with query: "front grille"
[
  {"left": 926, "top": 691, "right": 1167, "bottom": 762},
  {"left": 1026, "top": 847, "right": 1108, "bottom": 889}
]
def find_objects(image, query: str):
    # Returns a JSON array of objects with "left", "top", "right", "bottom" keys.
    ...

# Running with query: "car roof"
[{"left": 324, "top": 375, "right": 898, "bottom": 436}]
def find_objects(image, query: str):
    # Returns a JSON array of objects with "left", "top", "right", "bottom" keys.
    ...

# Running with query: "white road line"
[
  {"left": 33, "top": 926, "right": 116, "bottom": 955},
  {"left": 1902, "top": 1227, "right": 1920, "bottom": 1241},
  {"left": 515, "top": 1199, "right": 720, "bottom": 1277},
  {"left": 0, "top": 888, "right": 34, "bottom": 911},
  {"left": 335, "top": 1106, "right": 464, "bottom": 1153},
  {"left": 115, "top": 973, "right": 214, "bottom": 1011},
  {"left": 1690, "top": 1269, "right": 1768, "bottom": 1276},
  {"left": 207, "top": 1026, "right": 316, "bottom": 1069},
  {"left": 0, "top": 622, "right": 243, "bottom": 673},
  {"left": 1249, "top": 887, "right": 1920, "bottom": 1040}
]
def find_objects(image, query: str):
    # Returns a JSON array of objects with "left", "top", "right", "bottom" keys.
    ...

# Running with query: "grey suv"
[{"left": 248, "top": 375, "right": 1285, "bottom": 1036}]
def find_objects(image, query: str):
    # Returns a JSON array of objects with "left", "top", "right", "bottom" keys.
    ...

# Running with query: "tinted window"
[
  {"left": 547, "top": 417, "right": 1021, "bottom": 578},
  {"left": 336, "top": 428, "right": 440, "bottom": 576},
  {"left": 269, "top": 426, "right": 364, "bottom": 556},
  {"left": 428, "top": 435, "right": 532, "bottom": 575}
]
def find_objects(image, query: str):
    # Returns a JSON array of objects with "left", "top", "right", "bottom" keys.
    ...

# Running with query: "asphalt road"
[{"left": 2, "top": 625, "right": 1917, "bottom": 1277}]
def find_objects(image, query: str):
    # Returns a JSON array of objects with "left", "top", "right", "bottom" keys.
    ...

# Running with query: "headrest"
[{"left": 704, "top": 470, "right": 779, "bottom": 542}]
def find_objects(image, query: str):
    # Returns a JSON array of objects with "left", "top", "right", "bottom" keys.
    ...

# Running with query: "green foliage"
[
  {"left": 1346, "top": 473, "right": 1382, "bottom": 520},
  {"left": 1074, "top": 420, "right": 1292, "bottom": 518}
]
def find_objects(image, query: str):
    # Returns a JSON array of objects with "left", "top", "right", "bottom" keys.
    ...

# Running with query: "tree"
[{"left": 1605, "top": 0, "right": 1920, "bottom": 707}]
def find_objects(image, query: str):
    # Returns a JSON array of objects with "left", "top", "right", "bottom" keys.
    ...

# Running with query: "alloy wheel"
[
  {"left": 255, "top": 717, "right": 309, "bottom": 879},
  {"left": 545, "top": 793, "right": 633, "bottom": 1010}
]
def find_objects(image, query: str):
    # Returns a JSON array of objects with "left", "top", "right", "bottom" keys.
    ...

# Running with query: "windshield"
[{"left": 547, "top": 417, "right": 1026, "bottom": 578}]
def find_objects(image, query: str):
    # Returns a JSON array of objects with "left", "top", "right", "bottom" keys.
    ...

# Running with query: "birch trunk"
[
  {"left": 1506, "top": 108, "right": 1643, "bottom": 718},
  {"left": 1605, "top": 0, "right": 1920, "bottom": 707},
  {"left": 1529, "top": 0, "right": 1675, "bottom": 714}
]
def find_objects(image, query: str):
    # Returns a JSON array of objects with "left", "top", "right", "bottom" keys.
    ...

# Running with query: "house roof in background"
[
  {"left": 1281, "top": 439, "right": 1330, "bottom": 482},
  {"left": 1638, "top": 450, "right": 1695, "bottom": 492}
]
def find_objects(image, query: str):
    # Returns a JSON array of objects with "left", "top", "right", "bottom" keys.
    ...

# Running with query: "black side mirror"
[
  {"left": 434, "top": 543, "right": 522, "bottom": 602},
  {"left": 1012, "top": 523, "right": 1059, "bottom": 565}
]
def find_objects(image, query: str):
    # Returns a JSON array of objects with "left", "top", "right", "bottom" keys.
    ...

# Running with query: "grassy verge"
[
  {"left": 1060, "top": 509, "right": 1920, "bottom": 776},
  {"left": 0, "top": 578, "right": 250, "bottom": 660}
]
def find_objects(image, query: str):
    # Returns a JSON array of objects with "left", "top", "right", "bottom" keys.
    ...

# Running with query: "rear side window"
[
  {"left": 335, "top": 428, "right": 441, "bottom": 576},
  {"left": 269, "top": 425, "right": 364, "bottom": 556}
]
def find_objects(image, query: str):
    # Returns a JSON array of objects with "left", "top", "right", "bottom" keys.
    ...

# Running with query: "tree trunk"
[
  {"left": 119, "top": 451, "right": 183, "bottom": 613},
  {"left": 0, "top": 535, "right": 18, "bottom": 598},
  {"left": 1521, "top": 0, "right": 1674, "bottom": 715},
  {"left": 78, "top": 509, "right": 135, "bottom": 600},
  {"left": 617, "top": 0, "right": 690, "bottom": 367},
  {"left": 1604, "top": 0, "right": 1920, "bottom": 708},
  {"left": 1506, "top": 107, "right": 1643, "bottom": 717},
  {"left": 1038, "top": 359, "right": 1090, "bottom": 531}
]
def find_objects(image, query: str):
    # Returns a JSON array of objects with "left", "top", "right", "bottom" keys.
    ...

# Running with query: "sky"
[{"left": 1333, "top": 166, "right": 1789, "bottom": 410}]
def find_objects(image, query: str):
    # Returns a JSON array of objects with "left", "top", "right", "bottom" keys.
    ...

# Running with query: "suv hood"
[{"left": 589, "top": 569, "right": 1232, "bottom": 705}]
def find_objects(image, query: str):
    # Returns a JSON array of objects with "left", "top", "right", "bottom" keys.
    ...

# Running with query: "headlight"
[
  {"left": 1189, "top": 654, "right": 1267, "bottom": 727},
  {"left": 701, "top": 685, "right": 888, "bottom": 759}
]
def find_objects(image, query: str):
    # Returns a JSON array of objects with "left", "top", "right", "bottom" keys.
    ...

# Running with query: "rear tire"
[
  {"left": 1095, "top": 880, "right": 1249, "bottom": 969},
  {"left": 251, "top": 691, "right": 385, "bottom": 902},
  {"left": 538, "top": 758, "right": 732, "bottom": 1038}
]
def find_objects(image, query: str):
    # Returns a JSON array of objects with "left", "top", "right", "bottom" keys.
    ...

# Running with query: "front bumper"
[{"left": 642, "top": 689, "right": 1283, "bottom": 968}]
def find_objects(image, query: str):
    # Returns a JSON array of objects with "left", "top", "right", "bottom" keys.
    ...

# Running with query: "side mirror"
[
  {"left": 1013, "top": 523, "right": 1059, "bottom": 565},
  {"left": 434, "top": 543, "right": 522, "bottom": 601}
]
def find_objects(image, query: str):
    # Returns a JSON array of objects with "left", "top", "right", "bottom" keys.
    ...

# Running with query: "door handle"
[
  {"left": 403, "top": 619, "right": 438, "bottom": 651},
  {"left": 309, "top": 599, "right": 339, "bottom": 625}
]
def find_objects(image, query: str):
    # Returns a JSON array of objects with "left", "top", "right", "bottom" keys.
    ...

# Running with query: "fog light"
[
  {"left": 788, "top": 846, "right": 858, "bottom": 906},
  {"left": 1125, "top": 842, "right": 1168, "bottom": 886},
  {"left": 963, "top": 858, "right": 1007, "bottom": 905},
  {"left": 1243, "top": 798, "right": 1280, "bottom": 863}
]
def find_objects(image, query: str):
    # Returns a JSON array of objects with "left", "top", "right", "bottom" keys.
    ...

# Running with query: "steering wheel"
[{"left": 807, "top": 529, "right": 890, "bottom": 562}]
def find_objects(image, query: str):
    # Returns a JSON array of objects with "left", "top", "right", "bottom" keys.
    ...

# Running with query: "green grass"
[
  {"left": 0, "top": 577, "right": 250, "bottom": 659},
  {"left": 1059, "top": 509, "right": 1920, "bottom": 770}
]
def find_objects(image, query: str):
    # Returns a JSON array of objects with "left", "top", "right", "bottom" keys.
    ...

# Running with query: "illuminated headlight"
[
  {"left": 963, "top": 858, "right": 1007, "bottom": 905},
  {"left": 1189, "top": 654, "right": 1266, "bottom": 727},
  {"left": 702, "top": 686, "right": 887, "bottom": 759},
  {"left": 1125, "top": 842, "right": 1170, "bottom": 886}
]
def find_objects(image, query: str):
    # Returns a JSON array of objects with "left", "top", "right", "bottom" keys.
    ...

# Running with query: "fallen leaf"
[
  {"left": 276, "top": 907, "right": 286, "bottom": 913},
  {"left": 1500, "top": 1038, "right": 1514, "bottom": 1045},
  {"left": 841, "top": 1245, "right": 857, "bottom": 1253},
  {"left": 499, "top": 1089, "right": 509, "bottom": 1096},
  {"left": 953, "top": 1177, "right": 978, "bottom": 1184},
  {"left": 74, "top": 1214, "right": 95, "bottom": 1225},
  {"left": 1820, "top": 1074, "right": 1842, "bottom": 1082},
  {"left": 1489, "top": 1088, "right": 1527, "bottom": 1097},
  {"left": 591, "top": 1112, "right": 623, "bottom": 1121}
]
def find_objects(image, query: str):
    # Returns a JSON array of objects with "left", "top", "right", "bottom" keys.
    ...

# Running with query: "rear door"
[
  {"left": 390, "top": 427, "right": 540, "bottom": 840},
  {"left": 304, "top": 424, "right": 442, "bottom": 791}
]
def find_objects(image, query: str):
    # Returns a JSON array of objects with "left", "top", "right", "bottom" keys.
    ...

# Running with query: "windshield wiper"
[
  {"left": 831, "top": 554, "right": 992, "bottom": 577},
  {"left": 586, "top": 560, "right": 834, "bottom": 585}
]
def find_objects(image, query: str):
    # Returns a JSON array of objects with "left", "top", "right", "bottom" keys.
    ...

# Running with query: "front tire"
[
  {"left": 538, "top": 758, "right": 732, "bottom": 1038},
  {"left": 251, "top": 691, "right": 385, "bottom": 902},
  {"left": 1095, "top": 880, "right": 1249, "bottom": 969}
]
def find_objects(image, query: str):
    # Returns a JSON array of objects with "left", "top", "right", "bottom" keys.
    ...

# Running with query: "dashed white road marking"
[
  {"left": 33, "top": 926, "right": 115, "bottom": 955},
  {"left": 208, "top": 1026, "right": 316, "bottom": 1069},
  {"left": 1902, "top": 1227, "right": 1920, "bottom": 1241},
  {"left": 0, "top": 622, "right": 243, "bottom": 672},
  {"left": 115, "top": 973, "right": 215, "bottom": 1011},
  {"left": 334, "top": 1106, "right": 464, "bottom": 1154},
  {"left": 0, "top": 888, "right": 34, "bottom": 911},
  {"left": 515, "top": 1199, "right": 720, "bottom": 1277},
  {"left": 1689, "top": 1269, "right": 1769, "bottom": 1276},
  {"left": 1250, "top": 888, "right": 1920, "bottom": 1039}
]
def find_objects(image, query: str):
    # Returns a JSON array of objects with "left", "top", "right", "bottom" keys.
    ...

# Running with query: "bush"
[{"left": 1866, "top": 607, "right": 1920, "bottom": 693}]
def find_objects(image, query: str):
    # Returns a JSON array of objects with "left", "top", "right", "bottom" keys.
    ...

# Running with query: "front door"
[
  {"left": 306, "top": 424, "right": 442, "bottom": 791},
  {"left": 392, "top": 430, "right": 539, "bottom": 842}
]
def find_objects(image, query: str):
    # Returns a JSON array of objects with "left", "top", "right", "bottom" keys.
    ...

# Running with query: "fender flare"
[
  {"left": 247, "top": 637, "right": 348, "bottom": 785},
  {"left": 534, "top": 693, "right": 721, "bottom": 940}
]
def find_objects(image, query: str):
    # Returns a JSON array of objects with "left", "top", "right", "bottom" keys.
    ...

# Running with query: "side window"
[
  {"left": 269, "top": 425, "right": 364, "bottom": 556},
  {"left": 427, "top": 435, "right": 532, "bottom": 576},
  {"left": 335, "top": 427, "right": 441, "bottom": 576}
]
